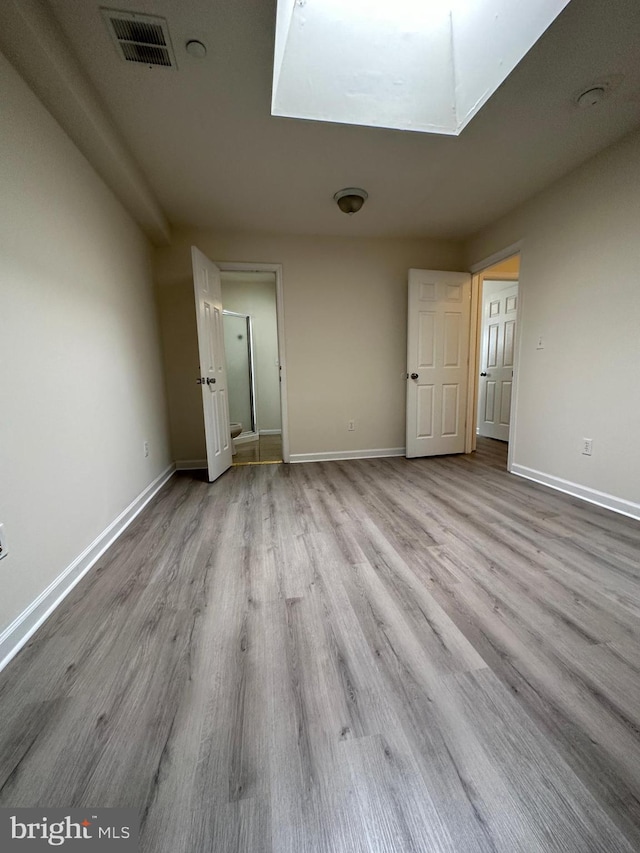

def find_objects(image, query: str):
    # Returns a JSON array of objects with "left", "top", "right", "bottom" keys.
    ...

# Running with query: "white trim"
[
  {"left": 511, "top": 464, "right": 640, "bottom": 520},
  {"left": 259, "top": 429, "right": 282, "bottom": 435},
  {"left": 506, "top": 276, "right": 525, "bottom": 475},
  {"left": 216, "top": 261, "right": 290, "bottom": 463},
  {"left": 290, "top": 447, "right": 406, "bottom": 463},
  {"left": 175, "top": 459, "right": 207, "bottom": 470},
  {"left": 0, "top": 464, "right": 175, "bottom": 675},
  {"left": 469, "top": 240, "right": 524, "bottom": 274}
]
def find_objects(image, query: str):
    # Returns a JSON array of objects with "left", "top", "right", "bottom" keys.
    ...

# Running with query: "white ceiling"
[{"left": 45, "top": 0, "right": 640, "bottom": 240}]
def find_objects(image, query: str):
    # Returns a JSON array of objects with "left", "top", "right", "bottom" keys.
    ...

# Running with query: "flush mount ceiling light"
[
  {"left": 334, "top": 187, "right": 368, "bottom": 215},
  {"left": 272, "top": 0, "right": 573, "bottom": 135}
]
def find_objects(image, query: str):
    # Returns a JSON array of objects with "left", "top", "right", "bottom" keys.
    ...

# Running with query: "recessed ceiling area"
[{"left": 272, "top": 0, "right": 571, "bottom": 135}]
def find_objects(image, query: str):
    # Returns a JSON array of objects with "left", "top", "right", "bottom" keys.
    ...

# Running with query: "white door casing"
[
  {"left": 477, "top": 281, "right": 518, "bottom": 442},
  {"left": 191, "top": 246, "right": 233, "bottom": 482},
  {"left": 406, "top": 269, "right": 471, "bottom": 458}
]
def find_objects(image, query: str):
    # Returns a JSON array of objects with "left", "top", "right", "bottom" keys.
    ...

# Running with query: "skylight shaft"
[{"left": 272, "top": 0, "right": 572, "bottom": 134}]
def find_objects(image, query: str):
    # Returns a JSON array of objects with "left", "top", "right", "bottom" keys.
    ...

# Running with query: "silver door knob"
[{"left": 410, "top": 373, "right": 419, "bottom": 380}]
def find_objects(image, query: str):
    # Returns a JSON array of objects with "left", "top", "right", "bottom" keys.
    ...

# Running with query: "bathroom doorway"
[
  {"left": 223, "top": 310, "right": 257, "bottom": 435},
  {"left": 220, "top": 269, "right": 285, "bottom": 464}
]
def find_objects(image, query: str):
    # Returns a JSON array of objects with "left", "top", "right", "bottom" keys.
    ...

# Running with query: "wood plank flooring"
[{"left": 1, "top": 439, "right": 640, "bottom": 851}]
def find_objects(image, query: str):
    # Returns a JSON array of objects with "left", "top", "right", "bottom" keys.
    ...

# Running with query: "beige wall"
[
  {"left": 155, "top": 231, "right": 463, "bottom": 460},
  {"left": 466, "top": 127, "right": 640, "bottom": 511},
  {"left": 0, "top": 52, "right": 171, "bottom": 635},
  {"left": 221, "top": 276, "right": 282, "bottom": 433}
]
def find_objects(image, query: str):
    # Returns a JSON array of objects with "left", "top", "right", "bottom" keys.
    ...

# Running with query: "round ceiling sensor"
[
  {"left": 186, "top": 40, "right": 207, "bottom": 59},
  {"left": 576, "top": 86, "right": 607, "bottom": 108}
]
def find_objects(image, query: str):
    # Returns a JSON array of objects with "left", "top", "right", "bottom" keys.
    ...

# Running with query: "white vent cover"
[{"left": 101, "top": 9, "right": 176, "bottom": 68}]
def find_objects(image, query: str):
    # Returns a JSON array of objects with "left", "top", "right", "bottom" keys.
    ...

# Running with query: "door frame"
[
  {"left": 466, "top": 241, "right": 524, "bottom": 473},
  {"left": 214, "top": 261, "right": 290, "bottom": 463}
]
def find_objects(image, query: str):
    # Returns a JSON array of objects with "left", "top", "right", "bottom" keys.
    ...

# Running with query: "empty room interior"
[{"left": 1, "top": 0, "right": 640, "bottom": 850}]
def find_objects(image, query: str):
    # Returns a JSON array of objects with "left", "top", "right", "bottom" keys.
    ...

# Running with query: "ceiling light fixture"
[
  {"left": 186, "top": 39, "right": 207, "bottom": 58},
  {"left": 334, "top": 187, "right": 368, "bottom": 215}
]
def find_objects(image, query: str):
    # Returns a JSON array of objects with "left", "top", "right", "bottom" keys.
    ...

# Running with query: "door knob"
[
  {"left": 480, "top": 372, "right": 487, "bottom": 377},
  {"left": 206, "top": 377, "right": 216, "bottom": 385},
  {"left": 410, "top": 373, "right": 419, "bottom": 380}
]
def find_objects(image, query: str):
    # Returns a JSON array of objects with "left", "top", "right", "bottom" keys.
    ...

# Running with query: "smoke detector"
[
  {"left": 572, "top": 75, "right": 624, "bottom": 110},
  {"left": 102, "top": 9, "right": 177, "bottom": 68},
  {"left": 576, "top": 87, "right": 606, "bottom": 109}
]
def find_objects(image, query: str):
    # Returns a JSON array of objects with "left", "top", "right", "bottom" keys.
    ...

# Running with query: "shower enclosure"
[{"left": 223, "top": 311, "right": 256, "bottom": 436}]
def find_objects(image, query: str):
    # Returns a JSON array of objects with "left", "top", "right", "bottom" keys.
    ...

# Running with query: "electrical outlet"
[
  {"left": 0, "top": 524, "right": 7, "bottom": 560},
  {"left": 536, "top": 336, "right": 545, "bottom": 350},
  {"left": 143, "top": 440, "right": 150, "bottom": 458},
  {"left": 582, "top": 438, "right": 593, "bottom": 456},
  {"left": 348, "top": 420, "right": 355, "bottom": 431}
]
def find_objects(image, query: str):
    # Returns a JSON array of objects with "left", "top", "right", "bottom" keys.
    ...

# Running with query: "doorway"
[
  {"left": 223, "top": 310, "right": 257, "bottom": 436},
  {"left": 468, "top": 251, "right": 521, "bottom": 468},
  {"left": 477, "top": 278, "right": 519, "bottom": 441},
  {"left": 220, "top": 268, "right": 287, "bottom": 464}
]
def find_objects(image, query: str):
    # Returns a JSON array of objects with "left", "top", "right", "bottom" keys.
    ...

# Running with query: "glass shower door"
[{"left": 223, "top": 312, "right": 255, "bottom": 434}]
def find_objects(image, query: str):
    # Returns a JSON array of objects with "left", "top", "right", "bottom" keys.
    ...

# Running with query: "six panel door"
[
  {"left": 191, "top": 246, "right": 233, "bottom": 482},
  {"left": 406, "top": 269, "right": 471, "bottom": 458},
  {"left": 477, "top": 281, "right": 518, "bottom": 442}
]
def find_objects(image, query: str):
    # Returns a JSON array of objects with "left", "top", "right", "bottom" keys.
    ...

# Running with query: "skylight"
[{"left": 272, "top": 0, "right": 572, "bottom": 135}]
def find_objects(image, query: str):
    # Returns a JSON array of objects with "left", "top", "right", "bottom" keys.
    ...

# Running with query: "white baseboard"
[
  {"left": 0, "top": 463, "right": 175, "bottom": 674},
  {"left": 175, "top": 459, "right": 207, "bottom": 470},
  {"left": 290, "top": 447, "right": 406, "bottom": 464},
  {"left": 511, "top": 464, "right": 640, "bottom": 520},
  {"left": 259, "top": 429, "right": 282, "bottom": 436}
]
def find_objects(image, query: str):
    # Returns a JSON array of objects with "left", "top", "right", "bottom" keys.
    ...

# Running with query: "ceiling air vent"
[{"left": 101, "top": 9, "right": 176, "bottom": 68}]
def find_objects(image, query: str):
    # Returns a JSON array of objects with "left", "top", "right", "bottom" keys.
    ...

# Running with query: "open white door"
[
  {"left": 406, "top": 269, "right": 471, "bottom": 458},
  {"left": 477, "top": 281, "right": 519, "bottom": 442},
  {"left": 191, "top": 246, "right": 232, "bottom": 482}
]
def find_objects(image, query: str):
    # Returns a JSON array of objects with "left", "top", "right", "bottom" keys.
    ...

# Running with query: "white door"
[
  {"left": 191, "top": 246, "right": 233, "bottom": 482},
  {"left": 477, "top": 281, "right": 518, "bottom": 442},
  {"left": 406, "top": 269, "right": 471, "bottom": 458}
]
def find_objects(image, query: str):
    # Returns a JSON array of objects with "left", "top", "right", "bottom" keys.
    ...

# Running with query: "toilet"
[{"left": 230, "top": 422, "right": 243, "bottom": 454}]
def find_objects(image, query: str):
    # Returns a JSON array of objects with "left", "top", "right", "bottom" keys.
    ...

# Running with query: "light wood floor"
[{"left": 1, "top": 440, "right": 640, "bottom": 852}]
